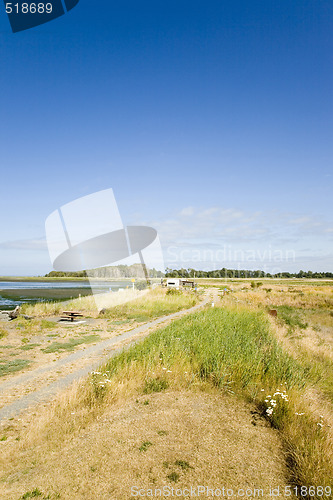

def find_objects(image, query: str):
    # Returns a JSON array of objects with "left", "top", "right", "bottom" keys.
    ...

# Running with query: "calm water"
[{"left": 0, "top": 280, "right": 131, "bottom": 309}]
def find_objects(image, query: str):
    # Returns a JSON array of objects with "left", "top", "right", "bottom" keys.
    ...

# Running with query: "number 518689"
[{"left": 5, "top": 3, "right": 53, "bottom": 14}]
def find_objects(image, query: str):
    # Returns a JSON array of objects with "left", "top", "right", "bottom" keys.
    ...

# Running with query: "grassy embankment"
[{"left": 1, "top": 285, "right": 332, "bottom": 498}]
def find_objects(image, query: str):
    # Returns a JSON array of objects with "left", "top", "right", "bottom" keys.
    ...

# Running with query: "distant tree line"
[
  {"left": 45, "top": 267, "right": 333, "bottom": 280},
  {"left": 165, "top": 268, "right": 333, "bottom": 279},
  {"left": 45, "top": 265, "right": 164, "bottom": 279},
  {"left": 45, "top": 271, "right": 87, "bottom": 278}
]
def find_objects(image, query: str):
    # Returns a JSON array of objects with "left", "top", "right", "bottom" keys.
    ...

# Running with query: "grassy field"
[{"left": 0, "top": 281, "right": 332, "bottom": 498}]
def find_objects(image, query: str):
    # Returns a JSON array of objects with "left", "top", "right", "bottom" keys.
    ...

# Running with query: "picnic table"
[{"left": 61, "top": 311, "right": 84, "bottom": 322}]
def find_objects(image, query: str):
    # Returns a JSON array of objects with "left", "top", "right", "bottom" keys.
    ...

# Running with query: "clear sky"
[{"left": 0, "top": 0, "right": 332, "bottom": 275}]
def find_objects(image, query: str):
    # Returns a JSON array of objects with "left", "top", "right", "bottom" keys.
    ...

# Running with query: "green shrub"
[
  {"left": 143, "top": 377, "right": 169, "bottom": 394},
  {"left": 135, "top": 280, "right": 148, "bottom": 290},
  {"left": 0, "top": 327, "right": 7, "bottom": 340}
]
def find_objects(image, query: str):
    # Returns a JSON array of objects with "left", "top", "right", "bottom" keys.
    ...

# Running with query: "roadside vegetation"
[{"left": 20, "top": 287, "right": 199, "bottom": 319}]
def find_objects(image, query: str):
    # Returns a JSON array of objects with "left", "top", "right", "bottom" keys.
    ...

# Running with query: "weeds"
[
  {"left": 0, "top": 359, "right": 30, "bottom": 377},
  {"left": 20, "top": 489, "right": 52, "bottom": 499},
  {"left": 174, "top": 460, "right": 193, "bottom": 470},
  {"left": 20, "top": 343, "right": 41, "bottom": 351},
  {"left": 276, "top": 305, "right": 308, "bottom": 332},
  {"left": 143, "top": 377, "right": 169, "bottom": 394},
  {"left": 0, "top": 327, "right": 7, "bottom": 339},
  {"left": 139, "top": 441, "right": 153, "bottom": 452},
  {"left": 167, "top": 471, "right": 179, "bottom": 482},
  {"left": 41, "top": 335, "right": 100, "bottom": 353}
]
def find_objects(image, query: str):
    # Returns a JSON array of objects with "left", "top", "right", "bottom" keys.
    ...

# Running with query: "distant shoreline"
[{"left": 0, "top": 276, "right": 132, "bottom": 282}]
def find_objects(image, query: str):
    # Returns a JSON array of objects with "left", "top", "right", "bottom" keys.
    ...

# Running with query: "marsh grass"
[
  {"left": 20, "top": 287, "right": 198, "bottom": 321},
  {"left": 99, "top": 287, "right": 198, "bottom": 322},
  {"left": 20, "top": 301, "right": 63, "bottom": 317}
]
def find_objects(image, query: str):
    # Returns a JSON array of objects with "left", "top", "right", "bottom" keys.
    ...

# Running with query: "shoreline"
[{"left": 0, "top": 276, "right": 134, "bottom": 282}]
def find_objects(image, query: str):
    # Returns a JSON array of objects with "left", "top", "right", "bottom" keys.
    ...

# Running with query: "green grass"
[
  {"left": 0, "top": 359, "right": 30, "bottom": 377},
  {"left": 103, "top": 308, "right": 307, "bottom": 394},
  {"left": 41, "top": 334, "right": 100, "bottom": 353}
]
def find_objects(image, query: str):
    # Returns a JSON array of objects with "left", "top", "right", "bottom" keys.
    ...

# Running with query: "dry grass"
[
  {"left": 20, "top": 287, "right": 198, "bottom": 320},
  {"left": 231, "top": 284, "right": 333, "bottom": 310},
  {"left": 20, "top": 288, "right": 147, "bottom": 318},
  {"left": 99, "top": 287, "right": 199, "bottom": 322},
  {"left": 0, "top": 391, "right": 289, "bottom": 500}
]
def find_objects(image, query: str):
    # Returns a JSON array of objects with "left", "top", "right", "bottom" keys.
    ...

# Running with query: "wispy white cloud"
[
  {"left": 146, "top": 207, "right": 331, "bottom": 245},
  {"left": 139, "top": 205, "right": 333, "bottom": 271},
  {"left": 0, "top": 238, "right": 47, "bottom": 251}
]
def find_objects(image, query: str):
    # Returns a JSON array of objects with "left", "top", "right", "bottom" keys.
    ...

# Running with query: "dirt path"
[{"left": 0, "top": 296, "right": 210, "bottom": 425}]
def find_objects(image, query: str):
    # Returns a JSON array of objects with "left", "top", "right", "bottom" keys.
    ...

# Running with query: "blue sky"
[{"left": 0, "top": 0, "right": 332, "bottom": 275}]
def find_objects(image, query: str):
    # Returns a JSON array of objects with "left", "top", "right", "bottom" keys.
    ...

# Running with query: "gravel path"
[{"left": 0, "top": 297, "right": 210, "bottom": 423}]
